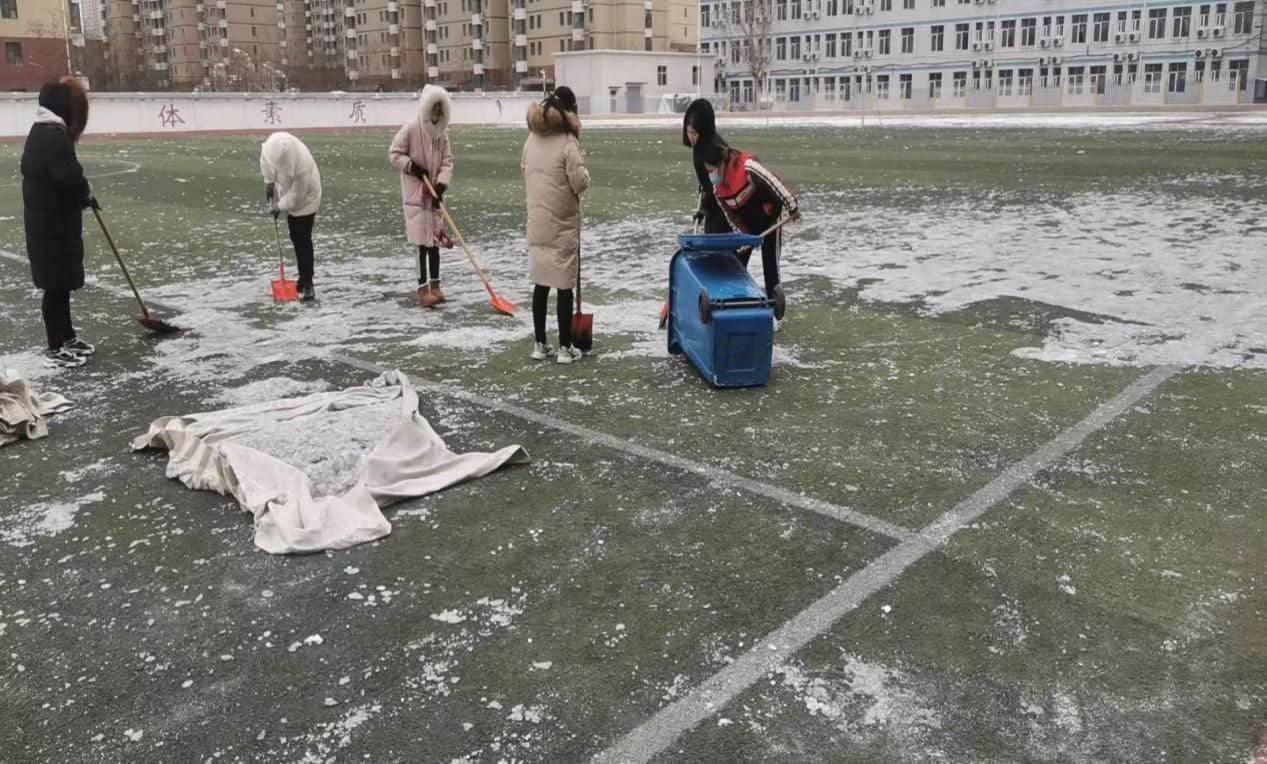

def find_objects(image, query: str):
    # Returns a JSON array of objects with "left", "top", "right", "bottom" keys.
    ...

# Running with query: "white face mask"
[{"left": 708, "top": 170, "right": 722, "bottom": 186}]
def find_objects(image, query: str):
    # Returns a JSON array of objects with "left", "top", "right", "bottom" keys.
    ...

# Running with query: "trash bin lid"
[{"left": 677, "top": 233, "right": 764, "bottom": 251}]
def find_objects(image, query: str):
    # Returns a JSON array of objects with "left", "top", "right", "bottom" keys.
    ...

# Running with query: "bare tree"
[{"left": 720, "top": 0, "right": 773, "bottom": 109}]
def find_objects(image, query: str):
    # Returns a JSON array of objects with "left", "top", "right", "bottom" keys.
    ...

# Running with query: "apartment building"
[
  {"left": 703, "top": 0, "right": 1265, "bottom": 109},
  {"left": 0, "top": 0, "right": 71, "bottom": 90}
]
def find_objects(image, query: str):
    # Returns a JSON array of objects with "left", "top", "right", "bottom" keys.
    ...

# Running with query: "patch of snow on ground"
[
  {"left": 211, "top": 376, "right": 334, "bottom": 406},
  {"left": 0, "top": 490, "right": 104, "bottom": 547}
]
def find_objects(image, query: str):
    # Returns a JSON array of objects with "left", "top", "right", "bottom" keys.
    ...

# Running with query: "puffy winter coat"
[
  {"left": 713, "top": 151, "right": 799, "bottom": 237},
  {"left": 23, "top": 96, "right": 91, "bottom": 294},
  {"left": 522, "top": 102, "right": 589, "bottom": 290},
  {"left": 682, "top": 99, "right": 730, "bottom": 234},
  {"left": 388, "top": 85, "right": 453, "bottom": 247},
  {"left": 259, "top": 131, "right": 321, "bottom": 217}
]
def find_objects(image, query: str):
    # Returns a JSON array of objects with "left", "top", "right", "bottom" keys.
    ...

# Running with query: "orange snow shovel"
[
  {"left": 270, "top": 217, "right": 299, "bottom": 301},
  {"left": 571, "top": 229, "right": 593, "bottom": 352},
  {"left": 423, "top": 177, "right": 516, "bottom": 317}
]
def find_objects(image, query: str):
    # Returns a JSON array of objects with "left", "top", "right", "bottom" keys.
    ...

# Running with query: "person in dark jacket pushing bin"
[
  {"left": 681, "top": 99, "right": 731, "bottom": 235},
  {"left": 21, "top": 76, "right": 98, "bottom": 368},
  {"left": 700, "top": 142, "right": 800, "bottom": 322}
]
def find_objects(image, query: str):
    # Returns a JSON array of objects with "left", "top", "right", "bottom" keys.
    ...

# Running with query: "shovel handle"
[
  {"left": 760, "top": 214, "right": 795, "bottom": 239},
  {"left": 423, "top": 177, "right": 494, "bottom": 290},
  {"left": 92, "top": 207, "right": 150, "bottom": 318}
]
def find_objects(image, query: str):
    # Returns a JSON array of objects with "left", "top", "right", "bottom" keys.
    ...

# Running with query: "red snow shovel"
[
  {"left": 572, "top": 230, "right": 593, "bottom": 352},
  {"left": 423, "top": 177, "right": 516, "bottom": 317},
  {"left": 91, "top": 207, "right": 182, "bottom": 334},
  {"left": 270, "top": 217, "right": 299, "bottom": 302}
]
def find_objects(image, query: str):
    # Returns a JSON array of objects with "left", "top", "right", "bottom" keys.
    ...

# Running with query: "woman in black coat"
[
  {"left": 22, "top": 77, "right": 97, "bottom": 368},
  {"left": 681, "top": 99, "right": 731, "bottom": 234}
]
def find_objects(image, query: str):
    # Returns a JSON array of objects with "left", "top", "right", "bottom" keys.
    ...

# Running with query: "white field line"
[
  {"left": 0, "top": 247, "right": 912, "bottom": 541},
  {"left": 592, "top": 362, "right": 1179, "bottom": 764},
  {"left": 0, "top": 248, "right": 181, "bottom": 314},
  {"left": 2, "top": 159, "right": 142, "bottom": 188},
  {"left": 329, "top": 351, "right": 914, "bottom": 542}
]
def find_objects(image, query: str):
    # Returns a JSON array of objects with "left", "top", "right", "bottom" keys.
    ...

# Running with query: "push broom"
[
  {"left": 91, "top": 207, "right": 182, "bottom": 334},
  {"left": 423, "top": 177, "right": 515, "bottom": 317}
]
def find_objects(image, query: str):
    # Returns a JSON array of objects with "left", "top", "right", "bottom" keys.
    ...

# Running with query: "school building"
[{"left": 701, "top": 0, "right": 1267, "bottom": 110}]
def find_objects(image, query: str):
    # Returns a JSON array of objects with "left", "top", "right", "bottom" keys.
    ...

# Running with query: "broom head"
[{"left": 139, "top": 313, "right": 183, "bottom": 335}]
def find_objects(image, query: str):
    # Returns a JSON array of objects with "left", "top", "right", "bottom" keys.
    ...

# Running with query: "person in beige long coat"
[
  {"left": 522, "top": 86, "right": 590, "bottom": 364},
  {"left": 389, "top": 84, "right": 454, "bottom": 308}
]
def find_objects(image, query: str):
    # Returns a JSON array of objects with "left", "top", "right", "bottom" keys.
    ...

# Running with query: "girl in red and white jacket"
[{"left": 701, "top": 142, "right": 800, "bottom": 320}]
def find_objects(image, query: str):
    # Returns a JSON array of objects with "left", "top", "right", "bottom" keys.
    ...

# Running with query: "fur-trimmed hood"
[
  {"left": 418, "top": 84, "right": 451, "bottom": 138},
  {"left": 527, "top": 102, "right": 580, "bottom": 137}
]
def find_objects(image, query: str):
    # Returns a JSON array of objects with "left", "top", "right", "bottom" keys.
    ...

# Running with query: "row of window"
[
  {"left": 705, "top": 0, "right": 1252, "bottom": 26},
  {"left": 711, "top": 3, "right": 1254, "bottom": 65},
  {"left": 726, "top": 57, "right": 1250, "bottom": 102}
]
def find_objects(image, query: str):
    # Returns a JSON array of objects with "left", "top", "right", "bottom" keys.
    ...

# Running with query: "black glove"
[
  {"left": 265, "top": 183, "right": 275, "bottom": 202},
  {"left": 692, "top": 210, "right": 705, "bottom": 225},
  {"left": 434, "top": 182, "right": 447, "bottom": 204},
  {"left": 408, "top": 161, "right": 429, "bottom": 181},
  {"left": 84, "top": 196, "right": 101, "bottom": 211},
  {"left": 271, "top": 207, "right": 281, "bottom": 221}
]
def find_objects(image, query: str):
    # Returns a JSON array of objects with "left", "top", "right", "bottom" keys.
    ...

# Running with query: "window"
[
  {"left": 1167, "top": 61, "right": 1186, "bottom": 92},
  {"left": 1215, "top": 2, "right": 1227, "bottom": 27},
  {"left": 901, "top": 27, "right": 913, "bottom": 52},
  {"left": 1193, "top": 60, "right": 1205, "bottom": 82},
  {"left": 252, "top": 25, "right": 257, "bottom": 36},
  {"left": 1132, "top": 9, "right": 1143, "bottom": 31},
  {"left": 955, "top": 23, "right": 968, "bottom": 49},
  {"left": 826, "top": 0, "right": 837, "bottom": 15},
  {"left": 930, "top": 24, "right": 944, "bottom": 51},
  {"left": 824, "top": 77, "right": 836, "bottom": 99},
  {"left": 559, "top": 11, "right": 564, "bottom": 23},
  {"left": 1000, "top": 20, "right": 1015, "bottom": 47},
  {"left": 1229, "top": 58, "right": 1249, "bottom": 90},
  {"left": 825, "top": 32, "right": 836, "bottom": 57},
  {"left": 692, "top": 65, "right": 699, "bottom": 85},
  {"left": 878, "top": 29, "right": 890, "bottom": 54},
  {"left": 644, "top": 37, "right": 652, "bottom": 50},
  {"left": 1018, "top": 68, "right": 1033, "bottom": 94},
  {"left": 776, "top": 36, "right": 786, "bottom": 59},
  {"left": 1233, "top": 1, "right": 1253, "bottom": 33},
  {"left": 928, "top": 71, "right": 942, "bottom": 98},
  {"left": 842, "top": 31, "right": 852, "bottom": 55},
  {"left": 904, "top": 0, "right": 914, "bottom": 7},
  {"left": 776, "top": 0, "right": 787, "bottom": 20},
  {"left": 841, "top": 76, "right": 852, "bottom": 100},
  {"left": 789, "top": 78, "right": 800, "bottom": 101},
  {"left": 999, "top": 68, "right": 1013, "bottom": 95},
  {"left": 1144, "top": 62, "right": 1163, "bottom": 92},
  {"left": 559, "top": 39, "right": 565, "bottom": 51},
  {"left": 1148, "top": 8, "right": 1166, "bottom": 38},
  {"left": 1090, "top": 64, "right": 1106, "bottom": 94},
  {"left": 1093, "top": 13, "right": 1109, "bottom": 42},
  {"left": 774, "top": 78, "right": 786, "bottom": 99},
  {"left": 952, "top": 70, "right": 966, "bottom": 96},
  {"left": 899, "top": 72, "right": 912, "bottom": 97},
  {"left": 1116, "top": 10, "right": 1128, "bottom": 32},
  {"left": 1066, "top": 65, "right": 1084, "bottom": 93},
  {"left": 1070, "top": 14, "right": 1086, "bottom": 43},
  {"left": 1021, "top": 17, "right": 1036, "bottom": 45},
  {"left": 932, "top": 0, "right": 945, "bottom": 6},
  {"left": 1198, "top": 4, "right": 1210, "bottom": 26},
  {"left": 0, "top": 0, "right": 16, "bottom": 19},
  {"left": 742, "top": 79, "right": 753, "bottom": 102},
  {"left": 791, "top": 0, "right": 801, "bottom": 18},
  {"left": 1172, "top": 6, "right": 1191, "bottom": 37},
  {"left": 790, "top": 36, "right": 800, "bottom": 58},
  {"left": 876, "top": 74, "right": 889, "bottom": 98},
  {"left": 701, "top": 4, "right": 710, "bottom": 26},
  {"left": 4, "top": 41, "right": 20, "bottom": 63},
  {"left": 880, "top": 0, "right": 890, "bottom": 9},
  {"left": 657, "top": 65, "right": 667, "bottom": 85}
]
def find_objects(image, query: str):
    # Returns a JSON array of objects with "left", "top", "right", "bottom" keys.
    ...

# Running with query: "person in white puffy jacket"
[{"left": 259, "top": 131, "right": 322, "bottom": 301}]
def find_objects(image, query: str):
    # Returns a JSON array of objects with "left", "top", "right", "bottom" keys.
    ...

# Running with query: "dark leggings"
[
  {"left": 286, "top": 213, "right": 316, "bottom": 289},
  {"left": 418, "top": 246, "right": 440, "bottom": 284},
  {"left": 41, "top": 289, "right": 75, "bottom": 350},
  {"left": 736, "top": 228, "right": 782, "bottom": 296},
  {"left": 532, "top": 285, "right": 573, "bottom": 348}
]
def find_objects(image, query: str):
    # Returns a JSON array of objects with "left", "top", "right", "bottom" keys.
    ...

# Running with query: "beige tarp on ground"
[
  {"left": 131, "top": 370, "right": 528, "bottom": 554},
  {"left": 1, "top": 369, "right": 73, "bottom": 447}
]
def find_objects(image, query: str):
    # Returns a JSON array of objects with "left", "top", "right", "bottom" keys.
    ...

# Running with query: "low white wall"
[{"left": 0, "top": 92, "right": 539, "bottom": 138}]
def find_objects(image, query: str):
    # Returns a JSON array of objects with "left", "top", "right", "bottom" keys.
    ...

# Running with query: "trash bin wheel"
[
  {"left": 698, "top": 288, "right": 712, "bottom": 325},
  {"left": 772, "top": 284, "right": 786, "bottom": 320}
]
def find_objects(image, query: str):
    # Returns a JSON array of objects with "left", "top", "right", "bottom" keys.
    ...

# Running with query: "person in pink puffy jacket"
[{"left": 389, "top": 84, "right": 454, "bottom": 308}]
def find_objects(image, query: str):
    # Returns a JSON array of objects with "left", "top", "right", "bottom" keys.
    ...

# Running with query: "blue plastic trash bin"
[{"left": 667, "top": 233, "right": 774, "bottom": 388}]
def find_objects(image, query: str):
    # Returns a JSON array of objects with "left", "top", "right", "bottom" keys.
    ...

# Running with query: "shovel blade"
[
  {"left": 271, "top": 278, "right": 299, "bottom": 301},
  {"left": 489, "top": 293, "right": 517, "bottom": 317},
  {"left": 572, "top": 312, "right": 594, "bottom": 352}
]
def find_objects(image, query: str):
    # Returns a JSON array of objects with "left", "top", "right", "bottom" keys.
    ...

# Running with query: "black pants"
[
  {"left": 41, "top": 290, "right": 75, "bottom": 350},
  {"left": 736, "top": 229, "right": 781, "bottom": 296},
  {"left": 418, "top": 246, "right": 440, "bottom": 284},
  {"left": 533, "top": 285, "right": 573, "bottom": 348},
  {"left": 286, "top": 213, "right": 316, "bottom": 290}
]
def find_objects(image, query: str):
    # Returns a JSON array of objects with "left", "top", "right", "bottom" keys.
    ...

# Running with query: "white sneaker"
[
  {"left": 773, "top": 318, "right": 784, "bottom": 333},
  {"left": 531, "top": 342, "right": 555, "bottom": 361},
  {"left": 556, "top": 345, "right": 583, "bottom": 364}
]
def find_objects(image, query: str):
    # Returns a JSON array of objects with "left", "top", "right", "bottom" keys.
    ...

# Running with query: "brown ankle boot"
[
  {"left": 431, "top": 281, "right": 446, "bottom": 303},
  {"left": 418, "top": 285, "right": 440, "bottom": 308}
]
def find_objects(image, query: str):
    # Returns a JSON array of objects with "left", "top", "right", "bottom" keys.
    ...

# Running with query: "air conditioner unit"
[
  {"left": 972, "top": 41, "right": 981, "bottom": 50},
  {"left": 864, "top": 47, "right": 872, "bottom": 56},
  {"left": 1050, "top": 55, "right": 1061, "bottom": 64},
  {"left": 853, "top": 49, "right": 863, "bottom": 58},
  {"left": 972, "top": 59, "right": 980, "bottom": 68},
  {"left": 1126, "top": 51, "right": 1137, "bottom": 60},
  {"left": 1112, "top": 52, "right": 1122, "bottom": 62},
  {"left": 802, "top": 53, "right": 810, "bottom": 60},
  {"left": 1194, "top": 48, "right": 1204, "bottom": 58},
  {"left": 1053, "top": 36, "right": 1063, "bottom": 46},
  {"left": 1040, "top": 38, "right": 1050, "bottom": 47},
  {"left": 1128, "top": 31, "right": 1139, "bottom": 41},
  {"left": 1114, "top": 32, "right": 1124, "bottom": 42},
  {"left": 985, "top": 41, "right": 993, "bottom": 50},
  {"left": 864, "top": 5, "right": 873, "bottom": 12},
  {"left": 862, "top": 65, "right": 871, "bottom": 73},
  {"left": 984, "top": 58, "right": 994, "bottom": 67},
  {"left": 1212, "top": 27, "right": 1223, "bottom": 36},
  {"left": 1038, "top": 55, "right": 1047, "bottom": 65},
  {"left": 1197, "top": 28, "right": 1207, "bottom": 37},
  {"left": 1210, "top": 47, "right": 1222, "bottom": 57},
  {"left": 811, "top": 51, "right": 819, "bottom": 60},
  {"left": 811, "top": 9, "right": 820, "bottom": 17}
]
